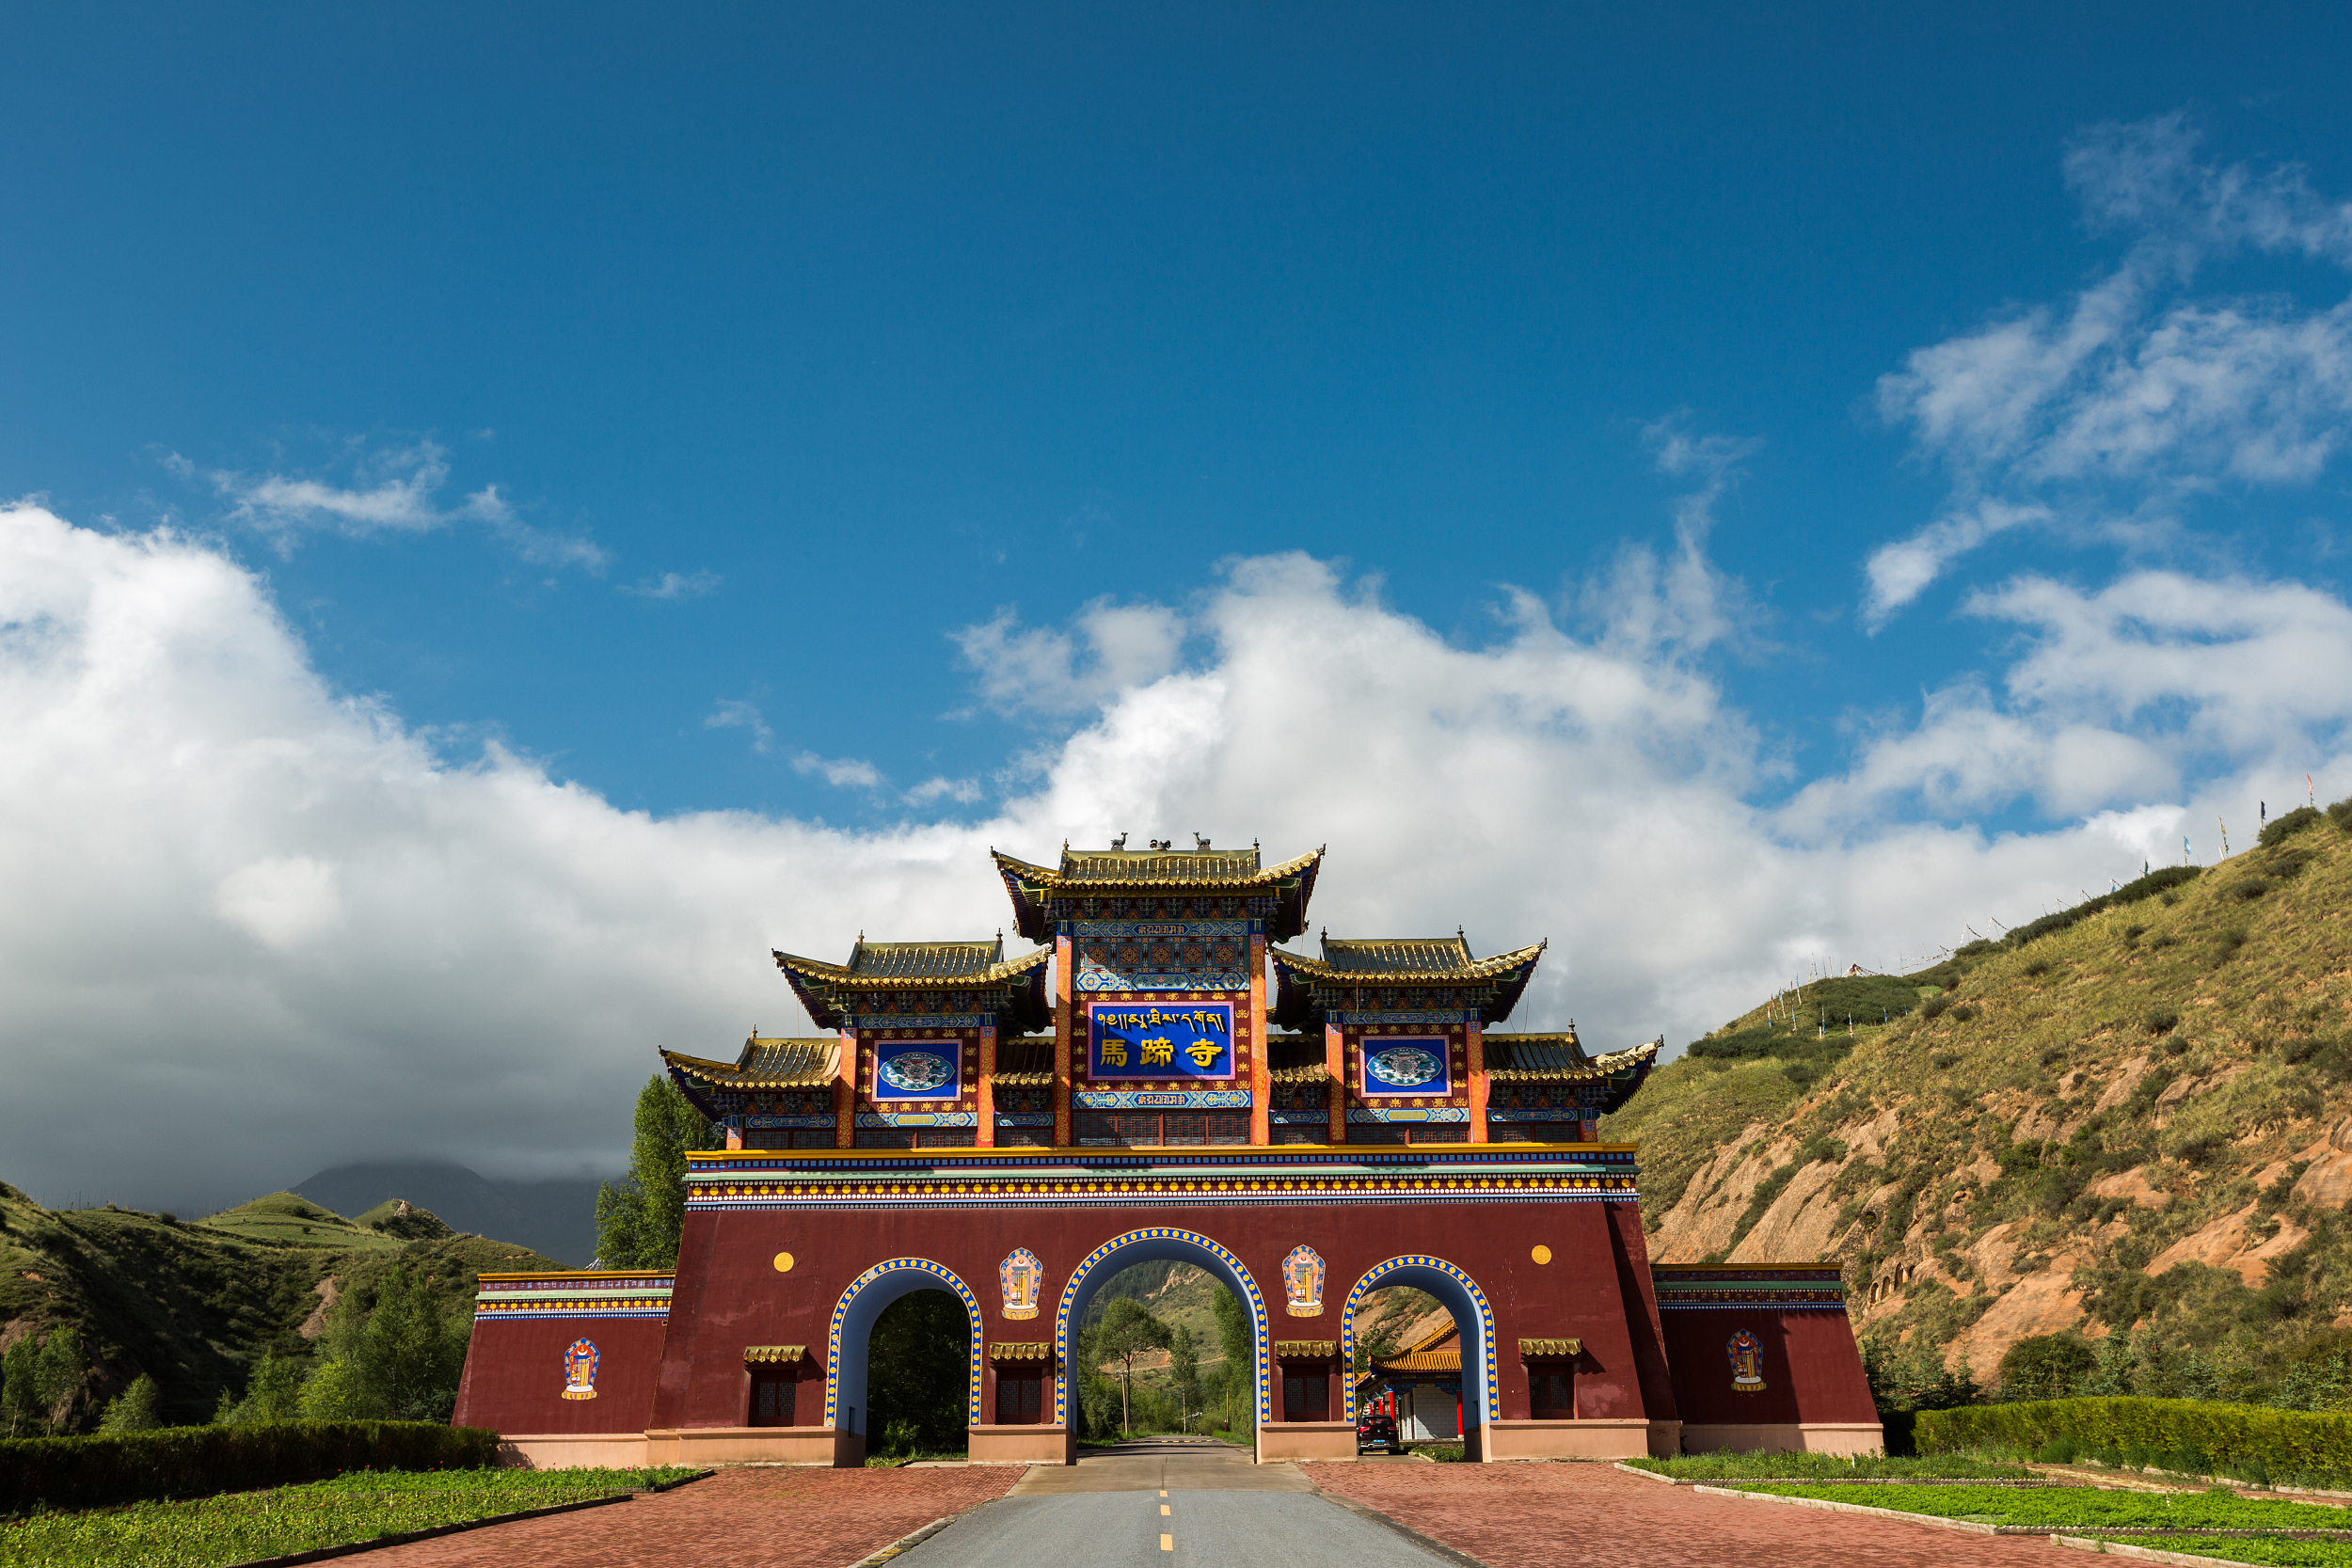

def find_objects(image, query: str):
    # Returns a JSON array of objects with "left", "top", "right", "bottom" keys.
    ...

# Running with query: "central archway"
[
  {"left": 826, "top": 1258, "right": 983, "bottom": 1449},
  {"left": 1055, "top": 1227, "right": 1271, "bottom": 1444},
  {"left": 1340, "top": 1255, "right": 1498, "bottom": 1459}
]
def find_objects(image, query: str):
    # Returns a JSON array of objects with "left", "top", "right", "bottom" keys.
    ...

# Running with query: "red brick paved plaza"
[
  {"left": 359, "top": 1466, "right": 1024, "bottom": 1568},
  {"left": 360, "top": 1461, "right": 2074, "bottom": 1568},
  {"left": 1314, "top": 1462, "right": 2060, "bottom": 1567}
]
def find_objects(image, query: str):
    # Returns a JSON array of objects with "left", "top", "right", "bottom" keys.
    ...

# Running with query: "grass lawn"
[
  {"left": 0, "top": 1466, "right": 700, "bottom": 1567},
  {"left": 2103, "top": 1537, "right": 2352, "bottom": 1566},
  {"left": 1628, "top": 1452, "right": 2034, "bottom": 1481},
  {"left": 1735, "top": 1482, "right": 2352, "bottom": 1533}
]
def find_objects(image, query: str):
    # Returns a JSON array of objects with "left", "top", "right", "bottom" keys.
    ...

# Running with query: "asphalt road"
[{"left": 896, "top": 1442, "right": 1460, "bottom": 1568}]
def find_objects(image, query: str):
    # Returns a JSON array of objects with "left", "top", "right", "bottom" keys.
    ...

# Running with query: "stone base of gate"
[
  {"left": 1481, "top": 1418, "right": 1679, "bottom": 1461},
  {"left": 644, "top": 1426, "right": 861, "bottom": 1466},
  {"left": 1680, "top": 1421, "right": 1883, "bottom": 1456},
  {"left": 1256, "top": 1421, "right": 1357, "bottom": 1462},
  {"left": 969, "top": 1424, "right": 1069, "bottom": 1465},
  {"left": 493, "top": 1433, "right": 653, "bottom": 1469}
]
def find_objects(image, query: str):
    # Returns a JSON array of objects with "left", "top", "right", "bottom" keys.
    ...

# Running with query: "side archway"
[
  {"left": 826, "top": 1259, "right": 984, "bottom": 1439},
  {"left": 1340, "top": 1256, "right": 1499, "bottom": 1435},
  {"left": 1054, "top": 1227, "right": 1271, "bottom": 1432}
]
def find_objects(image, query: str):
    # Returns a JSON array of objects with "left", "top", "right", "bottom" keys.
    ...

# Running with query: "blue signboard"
[
  {"left": 873, "top": 1037, "right": 962, "bottom": 1101},
  {"left": 1358, "top": 1036, "right": 1451, "bottom": 1098},
  {"left": 1088, "top": 1003, "right": 1234, "bottom": 1081}
]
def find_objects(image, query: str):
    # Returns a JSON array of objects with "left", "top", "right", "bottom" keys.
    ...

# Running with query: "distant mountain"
[
  {"left": 293, "top": 1162, "right": 610, "bottom": 1267},
  {"left": 0, "top": 1185, "right": 562, "bottom": 1427}
]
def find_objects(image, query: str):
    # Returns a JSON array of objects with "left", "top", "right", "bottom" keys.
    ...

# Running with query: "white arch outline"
[
  {"left": 1053, "top": 1227, "right": 1271, "bottom": 1428},
  {"left": 1339, "top": 1255, "right": 1499, "bottom": 1426}
]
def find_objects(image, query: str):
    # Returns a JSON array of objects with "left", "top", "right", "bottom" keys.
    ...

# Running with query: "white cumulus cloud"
[{"left": 4, "top": 502, "right": 2350, "bottom": 1215}]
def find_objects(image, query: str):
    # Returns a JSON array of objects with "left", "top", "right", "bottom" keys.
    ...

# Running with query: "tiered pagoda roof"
[
  {"left": 1484, "top": 1033, "right": 1661, "bottom": 1113},
  {"left": 1267, "top": 932, "right": 1546, "bottom": 1028},
  {"left": 663, "top": 1036, "right": 842, "bottom": 1117},
  {"left": 992, "top": 843, "right": 1324, "bottom": 941},
  {"left": 771, "top": 936, "right": 1052, "bottom": 1032}
]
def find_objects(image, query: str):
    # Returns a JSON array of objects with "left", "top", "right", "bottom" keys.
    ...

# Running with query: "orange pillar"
[
  {"left": 834, "top": 1028, "right": 856, "bottom": 1148},
  {"left": 976, "top": 1023, "right": 996, "bottom": 1147},
  {"left": 1466, "top": 1018, "right": 1489, "bottom": 1144},
  {"left": 1054, "top": 932, "right": 1073, "bottom": 1148},
  {"left": 1325, "top": 1019, "right": 1346, "bottom": 1145},
  {"left": 1249, "top": 933, "right": 1270, "bottom": 1146}
]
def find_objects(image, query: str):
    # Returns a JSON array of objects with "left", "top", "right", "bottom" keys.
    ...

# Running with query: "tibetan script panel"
[{"left": 1088, "top": 1002, "right": 1234, "bottom": 1082}]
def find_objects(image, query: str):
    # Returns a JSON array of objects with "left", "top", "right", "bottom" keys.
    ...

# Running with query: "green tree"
[
  {"left": 17, "top": 1325, "right": 87, "bottom": 1434},
  {"left": 99, "top": 1374, "right": 163, "bottom": 1433},
  {"left": 1168, "top": 1325, "right": 1200, "bottom": 1431},
  {"left": 1997, "top": 1331, "right": 2097, "bottom": 1402},
  {"left": 305, "top": 1265, "right": 471, "bottom": 1422},
  {"left": 215, "top": 1349, "right": 306, "bottom": 1424},
  {"left": 1092, "top": 1297, "right": 1169, "bottom": 1434},
  {"left": 1862, "top": 1334, "right": 1980, "bottom": 1414},
  {"left": 595, "top": 1074, "right": 712, "bottom": 1269},
  {"left": 864, "top": 1290, "right": 971, "bottom": 1455},
  {"left": 2, "top": 1335, "right": 42, "bottom": 1436}
]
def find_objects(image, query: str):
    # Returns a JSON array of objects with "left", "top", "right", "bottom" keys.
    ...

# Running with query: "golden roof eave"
[
  {"left": 1267, "top": 939, "right": 1547, "bottom": 987},
  {"left": 1486, "top": 1038, "right": 1660, "bottom": 1084},
  {"left": 772, "top": 944, "right": 1051, "bottom": 990},
  {"left": 991, "top": 1341, "right": 1055, "bottom": 1362},
  {"left": 664, "top": 1041, "right": 841, "bottom": 1090},
  {"left": 1267, "top": 1062, "right": 1330, "bottom": 1085},
  {"left": 993, "top": 846, "right": 1324, "bottom": 893}
]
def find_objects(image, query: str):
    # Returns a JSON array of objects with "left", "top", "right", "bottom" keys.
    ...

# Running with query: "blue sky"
[{"left": 8, "top": 4, "right": 2352, "bottom": 1202}]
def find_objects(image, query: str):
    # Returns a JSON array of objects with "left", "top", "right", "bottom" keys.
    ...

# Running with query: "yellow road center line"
[
  {"left": 1160, "top": 1534, "right": 1173, "bottom": 1551},
  {"left": 1160, "top": 1503, "right": 1171, "bottom": 1514}
]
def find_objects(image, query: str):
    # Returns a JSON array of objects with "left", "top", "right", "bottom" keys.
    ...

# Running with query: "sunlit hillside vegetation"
[{"left": 1606, "top": 800, "right": 2352, "bottom": 1394}]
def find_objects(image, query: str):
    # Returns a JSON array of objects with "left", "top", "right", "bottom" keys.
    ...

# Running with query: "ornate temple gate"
[{"left": 453, "top": 843, "right": 1882, "bottom": 1465}]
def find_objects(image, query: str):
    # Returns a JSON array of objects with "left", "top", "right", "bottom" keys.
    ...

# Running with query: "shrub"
[
  {"left": 97, "top": 1376, "right": 162, "bottom": 1434},
  {"left": 2260, "top": 806, "right": 2323, "bottom": 848},
  {"left": 1922, "top": 995, "right": 1952, "bottom": 1020},
  {"left": 1950, "top": 1005, "right": 1979, "bottom": 1022},
  {"left": 2005, "top": 867, "right": 2203, "bottom": 952},
  {"left": 2024, "top": 960, "right": 2051, "bottom": 977},
  {"left": 0, "top": 1420, "right": 498, "bottom": 1515},
  {"left": 1999, "top": 1333, "right": 2098, "bottom": 1401},
  {"left": 1917, "top": 1397, "right": 2352, "bottom": 1489},
  {"left": 2146, "top": 1009, "right": 2181, "bottom": 1037},
  {"left": 2122, "top": 924, "right": 2148, "bottom": 945},
  {"left": 2329, "top": 796, "right": 2352, "bottom": 832}
]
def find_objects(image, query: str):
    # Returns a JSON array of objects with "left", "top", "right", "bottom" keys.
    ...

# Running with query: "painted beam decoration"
[
  {"left": 1359, "top": 1036, "right": 1451, "bottom": 1098},
  {"left": 1088, "top": 1002, "right": 1234, "bottom": 1081}
]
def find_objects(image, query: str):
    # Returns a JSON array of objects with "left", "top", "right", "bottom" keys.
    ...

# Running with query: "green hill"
[
  {"left": 0, "top": 1184, "right": 562, "bottom": 1427},
  {"left": 1604, "top": 800, "right": 2352, "bottom": 1393}
]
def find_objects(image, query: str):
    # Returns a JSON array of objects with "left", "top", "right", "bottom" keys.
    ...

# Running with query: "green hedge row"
[
  {"left": 0, "top": 1420, "right": 499, "bottom": 1515},
  {"left": 1917, "top": 1397, "right": 2352, "bottom": 1486}
]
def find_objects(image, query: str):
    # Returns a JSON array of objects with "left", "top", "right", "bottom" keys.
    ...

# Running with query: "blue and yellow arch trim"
[
  {"left": 826, "top": 1258, "right": 985, "bottom": 1430},
  {"left": 1054, "top": 1228, "right": 1271, "bottom": 1427},
  {"left": 1340, "top": 1255, "right": 1498, "bottom": 1424}
]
